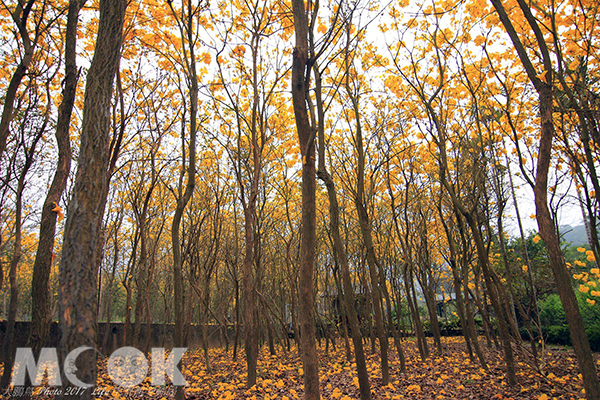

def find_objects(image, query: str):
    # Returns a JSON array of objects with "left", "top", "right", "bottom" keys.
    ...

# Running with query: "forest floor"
[{"left": 2, "top": 336, "right": 596, "bottom": 399}]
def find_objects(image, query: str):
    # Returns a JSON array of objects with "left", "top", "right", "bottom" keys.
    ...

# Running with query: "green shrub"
[
  {"left": 544, "top": 325, "right": 571, "bottom": 346},
  {"left": 539, "top": 294, "right": 566, "bottom": 326},
  {"left": 538, "top": 292, "right": 600, "bottom": 349},
  {"left": 585, "top": 325, "right": 600, "bottom": 352}
]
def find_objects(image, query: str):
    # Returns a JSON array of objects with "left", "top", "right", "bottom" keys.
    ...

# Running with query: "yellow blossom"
[{"left": 580, "top": 284, "right": 590, "bottom": 293}]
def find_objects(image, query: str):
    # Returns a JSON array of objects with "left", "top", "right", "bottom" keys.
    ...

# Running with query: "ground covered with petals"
[{"left": 3, "top": 336, "right": 596, "bottom": 399}]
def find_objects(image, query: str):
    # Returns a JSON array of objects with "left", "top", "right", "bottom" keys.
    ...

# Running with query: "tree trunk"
[
  {"left": 0, "top": 171, "right": 24, "bottom": 389},
  {"left": 133, "top": 219, "right": 150, "bottom": 348},
  {"left": 242, "top": 205, "right": 259, "bottom": 387},
  {"left": 57, "top": 0, "right": 125, "bottom": 394},
  {"left": 404, "top": 263, "right": 429, "bottom": 360},
  {"left": 535, "top": 80, "right": 600, "bottom": 399},
  {"left": 122, "top": 233, "right": 138, "bottom": 346},
  {"left": 233, "top": 274, "right": 240, "bottom": 360},
  {"left": 420, "top": 276, "right": 442, "bottom": 355},
  {"left": 380, "top": 266, "right": 406, "bottom": 372},
  {"left": 464, "top": 212, "right": 516, "bottom": 385},
  {"left": 318, "top": 170, "right": 372, "bottom": 399},
  {"left": 291, "top": 0, "right": 320, "bottom": 396},
  {"left": 332, "top": 265, "right": 351, "bottom": 362},
  {"left": 349, "top": 61, "right": 390, "bottom": 384},
  {"left": 355, "top": 202, "right": 390, "bottom": 385},
  {"left": 101, "top": 226, "right": 119, "bottom": 352},
  {"left": 0, "top": 0, "right": 37, "bottom": 160},
  {"left": 27, "top": 0, "right": 79, "bottom": 359},
  {"left": 489, "top": 0, "right": 600, "bottom": 395},
  {"left": 313, "top": 54, "right": 370, "bottom": 395},
  {"left": 167, "top": 0, "right": 199, "bottom": 375}
]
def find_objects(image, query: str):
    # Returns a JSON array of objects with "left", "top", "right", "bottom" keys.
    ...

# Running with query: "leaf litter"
[{"left": 3, "top": 336, "right": 596, "bottom": 399}]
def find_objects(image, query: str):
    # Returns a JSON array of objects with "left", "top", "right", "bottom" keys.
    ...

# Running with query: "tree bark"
[
  {"left": 58, "top": 0, "right": 125, "bottom": 395},
  {"left": 0, "top": 76, "right": 50, "bottom": 392},
  {"left": 291, "top": 0, "right": 320, "bottom": 396},
  {"left": 318, "top": 171, "right": 372, "bottom": 399},
  {"left": 27, "top": 0, "right": 80, "bottom": 359},
  {"left": 349, "top": 77, "right": 390, "bottom": 386},
  {"left": 490, "top": 0, "right": 600, "bottom": 396},
  {"left": 534, "top": 83, "right": 600, "bottom": 399},
  {"left": 313, "top": 55, "right": 370, "bottom": 396},
  {"left": 1, "top": 162, "right": 26, "bottom": 388},
  {"left": 437, "top": 202, "right": 487, "bottom": 368},
  {"left": 404, "top": 263, "right": 429, "bottom": 360}
]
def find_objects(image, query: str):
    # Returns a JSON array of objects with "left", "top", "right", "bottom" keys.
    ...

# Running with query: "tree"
[
  {"left": 0, "top": 83, "right": 49, "bottom": 388},
  {"left": 58, "top": 0, "right": 126, "bottom": 394},
  {"left": 489, "top": 0, "right": 600, "bottom": 397},
  {"left": 343, "top": 46, "right": 391, "bottom": 386},
  {"left": 315, "top": 36, "right": 372, "bottom": 400},
  {"left": 165, "top": 0, "right": 202, "bottom": 350},
  {"left": 0, "top": 0, "right": 57, "bottom": 160},
  {"left": 209, "top": 0, "right": 290, "bottom": 383},
  {"left": 291, "top": 0, "right": 320, "bottom": 396},
  {"left": 385, "top": 2, "right": 517, "bottom": 383},
  {"left": 27, "top": 0, "right": 81, "bottom": 361}
]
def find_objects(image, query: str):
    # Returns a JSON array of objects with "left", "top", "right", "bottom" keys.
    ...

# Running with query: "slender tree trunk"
[
  {"left": 122, "top": 233, "right": 138, "bottom": 346},
  {"left": 464, "top": 212, "right": 517, "bottom": 385},
  {"left": 0, "top": 237, "right": 3, "bottom": 300},
  {"left": 421, "top": 278, "right": 442, "bottom": 355},
  {"left": 143, "top": 248, "right": 157, "bottom": 354},
  {"left": 364, "top": 286, "right": 376, "bottom": 354},
  {"left": 471, "top": 280, "right": 496, "bottom": 348},
  {"left": 0, "top": 173, "right": 24, "bottom": 388},
  {"left": 489, "top": 0, "right": 600, "bottom": 395},
  {"left": 101, "top": 227, "right": 119, "bottom": 352},
  {"left": 313, "top": 55, "right": 370, "bottom": 395},
  {"left": 291, "top": 0, "right": 320, "bottom": 395},
  {"left": 233, "top": 275, "right": 240, "bottom": 360},
  {"left": 318, "top": 171, "right": 372, "bottom": 399},
  {"left": 133, "top": 229, "right": 148, "bottom": 347},
  {"left": 27, "top": 0, "right": 79, "bottom": 359},
  {"left": 332, "top": 266, "right": 351, "bottom": 362},
  {"left": 407, "top": 264, "right": 429, "bottom": 360},
  {"left": 355, "top": 203, "right": 390, "bottom": 384},
  {"left": 167, "top": 1, "right": 199, "bottom": 377},
  {"left": 201, "top": 287, "right": 213, "bottom": 373},
  {"left": 266, "top": 312, "right": 276, "bottom": 356},
  {"left": 0, "top": 0, "right": 37, "bottom": 160},
  {"left": 535, "top": 81, "right": 600, "bottom": 399},
  {"left": 380, "top": 267, "right": 406, "bottom": 372},
  {"left": 348, "top": 67, "right": 390, "bottom": 384},
  {"left": 242, "top": 205, "right": 259, "bottom": 387}
]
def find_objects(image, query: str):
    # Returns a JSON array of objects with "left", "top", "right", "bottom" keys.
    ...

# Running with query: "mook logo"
[{"left": 11, "top": 347, "right": 187, "bottom": 389}]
